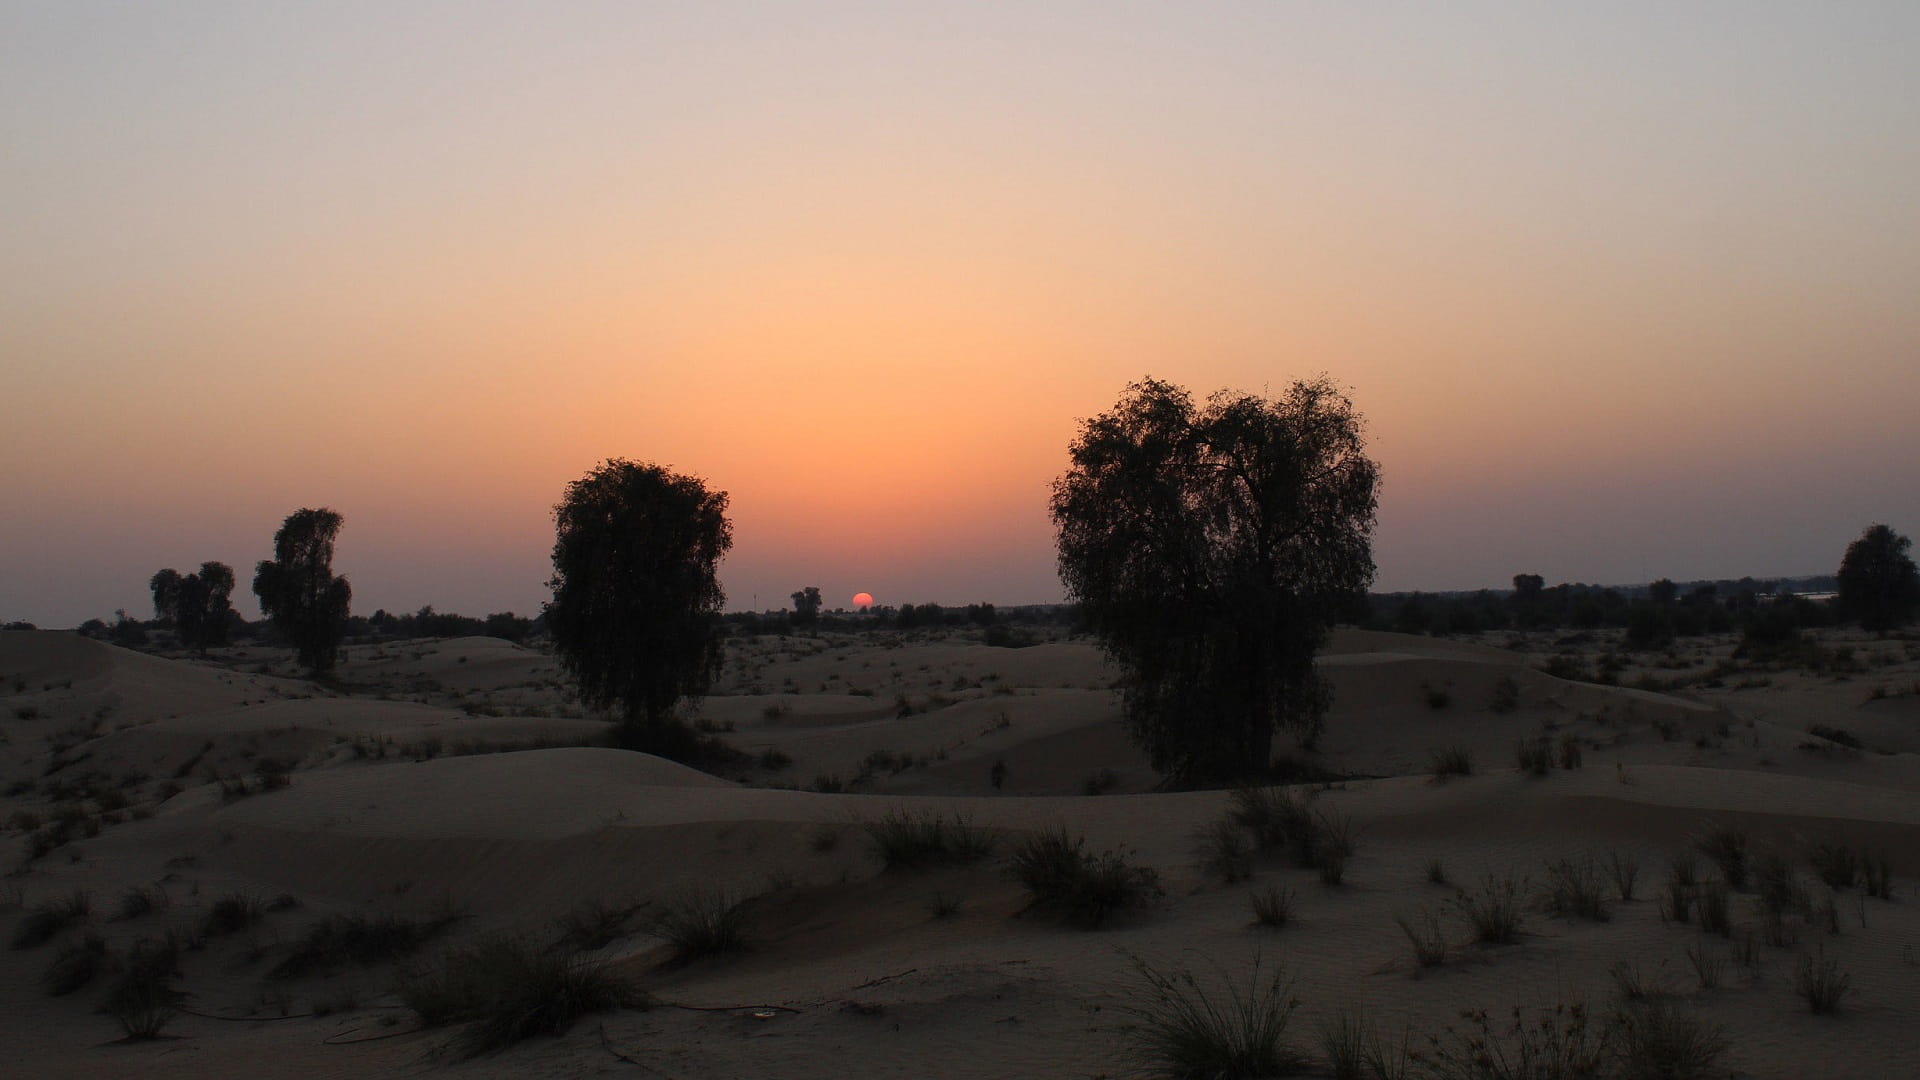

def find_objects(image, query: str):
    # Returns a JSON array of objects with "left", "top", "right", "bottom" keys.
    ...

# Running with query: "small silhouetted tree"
[
  {"left": 1051, "top": 377, "right": 1379, "bottom": 785},
  {"left": 1512, "top": 573, "right": 1545, "bottom": 600},
  {"left": 150, "top": 562, "right": 236, "bottom": 650},
  {"left": 1648, "top": 578, "right": 1678, "bottom": 606},
  {"left": 791, "top": 586, "right": 823, "bottom": 625},
  {"left": 1837, "top": 523, "right": 1919, "bottom": 633},
  {"left": 545, "top": 460, "right": 732, "bottom": 757},
  {"left": 252, "top": 508, "right": 352, "bottom": 674}
]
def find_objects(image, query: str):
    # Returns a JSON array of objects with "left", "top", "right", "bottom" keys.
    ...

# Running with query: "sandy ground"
[{"left": 3, "top": 625, "right": 1917, "bottom": 1078}]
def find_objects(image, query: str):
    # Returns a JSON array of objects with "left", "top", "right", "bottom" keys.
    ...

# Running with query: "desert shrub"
[
  {"left": 115, "top": 884, "right": 169, "bottom": 921},
  {"left": 863, "top": 809, "right": 998, "bottom": 869},
  {"left": 396, "top": 936, "right": 646, "bottom": 1056},
  {"left": 928, "top": 892, "right": 962, "bottom": 919},
  {"left": 1083, "top": 767, "right": 1120, "bottom": 795},
  {"left": 1809, "top": 842, "right": 1859, "bottom": 890},
  {"left": 1122, "top": 954, "right": 1309, "bottom": 1079},
  {"left": 271, "top": 911, "right": 462, "bottom": 979},
  {"left": 1515, "top": 737, "right": 1553, "bottom": 777},
  {"left": 1321, "top": 1010, "right": 1406, "bottom": 1080},
  {"left": 1662, "top": 854, "right": 1698, "bottom": 924},
  {"left": 1793, "top": 948, "right": 1851, "bottom": 1014},
  {"left": 1423, "top": 685, "right": 1452, "bottom": 710},
  {"left": 1806, "top": 724, "right": 1862, "bottom": 749},
  {"left": 1603, "top": 849, "right": 1640, "bottom": 903},
  {"left": 1409, "top": 1003, "right": 1608, "bottom": 1080},
  {"left": 1755, "top": 852, "right": 1808, "bottom": 921},
  {"left": 1697, "top": 880, "right": 1731, "bottom": 938},
  {"left": 1396, "top": 908, "right": 1449, "bottom": 968},
  {"left": 1614, "top": 1000, "right": 1729, "bottom": 1080},
  {"left": 1608, "top": 960, "right": 1673, "bottom": 1003},
  {"left": 1230, "top": 785, "right": 1314, "bottom": 853},
  {"left": 555, "top": 899, "right": 640, "bottom": 951},
  {"left": 1862, "top": 852, "right": 1893, "bottom": 899},
  {"left": 40, "top": 932, "right": 108, "bottom": 995},
  {"left": 201, "top": 891, "right": 268, "bottom": 936},
  {"left": 1487, "top": 675, "right": 1520, "bottom": 714},
  {"left": 1540, "top": 855, "right": 1611, "bottom": 922},
  {"left": 1694, "top": 827, "right": 1749, "bottom": 890},
  {"left": 1195, "top": 819, "right": 1254, "bottom": 884},
  {"left": 1007, "top": 827, "right": 1161, "bottom": 929},
  {"left": 1684, "top": 944, "right": 1723, "bottom": 991},
  {"left": 1455, "top": 874, "right": 1525, "bottom": 945},
  {"left": 650, "top": 890, "right": 748, "bottom": 963},
  {"left": 756, "top": 747, "right": 792, "bottom": 770},
  {"left": 1428, "top": 746, "right": 1474, "bottom": 781},
  {"left": 11, "top": 890, "right": 91, "bottom": 949},
  {"left": 105, "top": 938, "right": 181, "bottom": 1040},
  {"left": 1556, "top": 734, "right": 1583, "bottom": 770},
  {"left": 1425, "top": 857, "right": 1448, "bottom": 885},
  {"left": 1249, "top": 886, "right": 1294, "bottom": 929}
]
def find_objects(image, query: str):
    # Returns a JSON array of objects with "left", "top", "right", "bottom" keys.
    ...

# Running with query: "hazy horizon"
[{"left": 6, "top": 3, "right": 1918, "bottom": 628}]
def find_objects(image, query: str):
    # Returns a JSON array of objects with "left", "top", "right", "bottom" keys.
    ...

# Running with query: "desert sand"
[{"left": 3, "top": 625, "right": 1916, "bottom": 1078}]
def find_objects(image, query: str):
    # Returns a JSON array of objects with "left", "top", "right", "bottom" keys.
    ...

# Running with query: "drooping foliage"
[
  {"left": 545, "top": 460, "right": 732, "bottom": 739},
  {"left": 1051, "top": 377, "right": 1379, "bottom": 785},
  {"left": 150, "top": 562, "right": 236, "bottom": 650},
  {"left": 252, "top": 508, "right": 352, "bottom": 673},
  {"left": 1837, "top": 523, "right": 1919, "bottom": 633}
]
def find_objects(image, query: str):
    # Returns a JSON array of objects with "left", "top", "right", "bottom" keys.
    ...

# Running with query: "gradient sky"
[{"left": 5, "top": 2, "right": 1918, "bottom": 627}]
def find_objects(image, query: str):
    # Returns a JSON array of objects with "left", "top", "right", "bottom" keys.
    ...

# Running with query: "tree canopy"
[
  {"left": 152, "top": 561, "right": 236, "bottom": 651},
  {"left": 1051, "top": 377, "right": 1379, "bottom": 785},
  {"left": 545, "top": 460, "right": 732, "bottom": 743},
  {"left": 1837, "top": 523, "right": 1919, "bottom": 633},
  {"left": 252, "top": 508, "right": 352, "bottom": 673}
]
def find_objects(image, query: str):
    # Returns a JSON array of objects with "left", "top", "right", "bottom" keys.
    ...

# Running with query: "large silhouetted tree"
[
  {"left": 1051, "top": 377, "right": 1380, "bottom": 785},
  {"left": 152, "top": 561, "right": 236, "bottom": 651},
  {"left": 546, "top": 460, "right": 732, "bottom": 756},
  {"left": 253, "top": 509, "right": 352, "bottom": 674},
  {"left": 791, "top": 586, "right": 823, "bottom": 625},
  {"left": 1837, "top": 523, "right": 1919, "bottom": 633}
]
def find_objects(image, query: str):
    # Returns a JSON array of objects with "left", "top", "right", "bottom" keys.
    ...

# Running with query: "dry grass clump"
[
  {"left": 1409, "top": 1003, "right": 1606, "bottom": 1079},
  {"left": 1614, "top": 999, "right": 1730, "bottom": 1079},
  {"left": 1428, "top": 747, "right": 1474, "bottom": 781},
  {"left": 1540, "top": 855, "right": 1611, "bottom": 922},
  {"left": 1122, "top": 954, "right": 1309, "bottom": 1079},
  {"left": 1694, "top": 826, "right": 1749, "bottom": 890},
  {"left": 1603, "top": 849, "right": 1640, "bottom": 903},
  {"left": 1195, "top": 819, "right": 1254, "bottom": 884},
  {"left": 1395, "top": 907, "right": 1449, "bottom": 969},
  {"left": 555, "top": 898, "right": 643, "bottom": 951},
  {"left": 1229, "top": 785, "right": 1313, "bottom": 852},
  {"left": 1794, "top": 947, "right": 1852, "bottom": 1014},
  {"left": 270, "top": 910, "right": 463, "bottom": 979},
  {"left": 1696, "top": 880, "right": 1732, "bottom": 938},
  {"left": 105, "top": 934, "right": 182, "bottom": 1040},
  {"left": 1661, "top": 855, "right": 1698, "bottom": 924},
  {"left": 40, "top": 932, "right": 108, "bottom": 995},
  {"left": 396, "top": 936, "right": 647, "bottom": 1056},
  {"left": 1515, "top": 737, "right": 1553, "bottom": 777},
  {"left": 200, "top": 891, "right": 270, "bottom": 936},
  {"left": 114, "top": 883, "right": 169, "bottom": 921},
  {"left": 1455, "top": 874, "right": 1525, "bottom": 945},
  {"left": 10, "top": 889, "right": 91, "bottom": 949},
  {"left": 1808, "top": 842, "right": 1859, "bottom": 890},
  {"left": 1249, "top": 886, "right": 1294, "bottom": 929},
  {"left": 1008, "top": 827, "right": 1161, "bottom": 929},
  {"left": 650, "top": 889, "right": 749, "bottom": 963},
  {"left": 1320, "top": 1010, "right": 1410, "bottom": 1080},
  {"left": 864, "top": 808, "right": 998, "bottom": 869}
]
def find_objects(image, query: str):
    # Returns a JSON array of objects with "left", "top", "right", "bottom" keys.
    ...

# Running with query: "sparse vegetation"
[
  {"left": 1605, "top": 849, "right": 1641, "bottom": 903},
  {"left": 1540, "top": 855, "right": 1611, "bottom": 922},
  {"left": 1249, "top": 885, "right": 1294, "bottom": 929},
  {"left": 1396, "top": 908, "right": 1449, "bottom": 969},
  {"left": 1409, "top": 1003, "right": 1607, "bottom": 1079},
  {"left": 40, "top": 932, "right": 108, "bottom": 995},
  {"left": 649, "top": 889, "right": 749, "bottom": 963},
  {"left": 1429, "top": 746, "right": 1474, "bottom": 781},
  {"left": 1196, "top": 819, "right": 1255, "bottom": 884},
  {"left": 1122, "top": 954, "right": 1309, "bottom": 1079},
  {"left": 1455, "top": 874, "right": 1525, "bottom": 945},
  {"left": 1515, "top": 736, "right": 1553, "bottom": 777},
  {"left": 864, "top": 808, "right": 998, "bottom": 869},
  {"left": 11, "top": 890, "right": 90, "bottom": 949},
  {"left": 396, "top": 936, "right": 647, "bottom": 1056},
  {"left": 1794, "top": 947, "right": 1852, "bottom": 1014},
  {"left": 1614, "top": 1000, "right": 1730, "bottom": 1079},
  {"left": 271, "top": 911, "right": 462, "bottom": 979},
  {"left": 1008, "top": 827, "right": 1161, "bottom": 928}
]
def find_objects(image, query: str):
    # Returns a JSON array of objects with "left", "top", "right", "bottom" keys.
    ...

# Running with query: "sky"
[{"left": 4, "top": 2, "right": 1918, "bottom": 627}]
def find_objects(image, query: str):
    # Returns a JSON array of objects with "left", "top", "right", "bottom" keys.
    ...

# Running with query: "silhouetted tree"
[
  {"left": 1837, "top": 523, "right": 1919, "bottom": 633},
  {"left": 149, "top": 568, "right": 183, "bottom": 624},
  {"left": 790, "top": 586, "right": 823, "bottom": 625},
  {"left": 1648, "top": 578, "right": 1678, "bottom": 606},
  {"left": 1511, "top": 573, "right": 1545, "bottom": 600},
  {"left": 150, "top": 562, "right": 236, "bottom": 650},
  {"left": 545, "top": 460, "right": 732, "bottom": 755},
  {"left": 1051, "top": 377, "right": 1379, "bottom": 784},
  {"left": 252, "top": 508, "right": 352, "bottom": 674}
]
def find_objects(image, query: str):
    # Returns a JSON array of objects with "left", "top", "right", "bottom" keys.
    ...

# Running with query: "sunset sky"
[{"left": 5, "top": 3, "right": 1918, "bottom": 627}]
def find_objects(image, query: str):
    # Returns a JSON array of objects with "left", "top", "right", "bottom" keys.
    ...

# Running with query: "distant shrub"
[
  {"left": 1429, "top": 746, "right": 1474, "bottom": 781},
  {"left": 1515, "top": 737, "right": 1553, "bottom": 777},
  {"left": 1083, "top": 767, "right": 1119, "bottom": 795},
  {"left": 1695, "top": 827, "right": 1749, "bottom": 890},
  {"left": 201, "top": 891, "right": 269, "bottom": 937},
  {"left": 1422, "top": 684, "right": 1451, "bottom": 710},
  {"left": 1007, "top": 827, "right": 1161, "bottom": 929},
  {"left": 649, "top": 890, "right": 748, "bottom": 964},
  {"left": 1809, "top": 842, "right": 1859, "bottom": 890},
  {"left": 1122, "top": 954, "right": 1308, "bottom": 1080},
  {"left": 1556, "top": 733, "right": 1584, "bottom": 770},
  {"left": 1229, "top": 785, "right": 1313, "bottom": 852},
  {"left": 105, "top": 936, "right": 181, "bottom": 1040},
  {"left": 1487, "top": 675, "right": 1520, "bottom": 714},
  {"left": 1794, "top": 948, "right": 1851, "bottom": 1014},
  {"left": 1697, "top": 880, "right": 1732, "bottom": 938},
  {"left": 397, "top": 936, "right": 646, "bottom": 1056},
  {"left": 863, "top": 809, "right": 998, "bottom": 869},
  {"left": 1455, "top": 874, "right": 1525, "bottom": 944},
  {"left": 1195, "top": 820, "right": 1254, "bottom": 884},
  {"left": 1424, "top": 857, "right": 1448, "bottom": 885},
  {"left": 1806, "top": 725, "right": 1862, "bottom": 750},
  {"left": 1541, "top": 855, "right": 1611, "bottom": 922}
]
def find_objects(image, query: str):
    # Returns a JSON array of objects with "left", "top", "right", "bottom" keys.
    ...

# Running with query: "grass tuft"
[
  {"left": 1614, "top": 1000, "right": 1730, "bottom": 1079},
  {"left": 1455, "top": 874, "right": 1525, "bottom": 945},
  {"left": 1122, "top": 954, "right": 1309, "bottom": 1079},
  {"left": 1195, "top": 819, "right": 1254, "bottom": 885},
  {"left": 1694, "top": 827, "right": 1749, "bottom": 890},
  {"left": 397, "top": 936, "right": 648, "bottom": 1056},
  {"left": 1249, "top": 886, "right": 1294, "bottom": 929},
  {"left": 1396, "top": 907, "right": 1449, "bottom": 969},
  {"left": 1428, "top": 747, "right": 1474, "bottom": 782},
  {"left": 1794, "top": 948, "right": 1851, "bottom": 1014},
  {"left": 863, "top": 808, "right": 998, "bottom": 870},
  {"left": 10, "top": 890, "right": 91, "bottom": 950},
  {"left": 271, "top": 911, "right": 462, "bottom": 979},
  {"left": 1540, "top": 855, "right": 1611, "bottom": 922},
  {"left": 650, "top": 889, "right": 749, "bottom": 964},
  {"left": 1007, "top": 827, "right": 1161, "bottom": 929}
]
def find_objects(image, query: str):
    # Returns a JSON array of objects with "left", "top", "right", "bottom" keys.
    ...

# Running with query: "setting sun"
[{"left": 851, "top": 592, "right": 874, "bottom": 610}]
